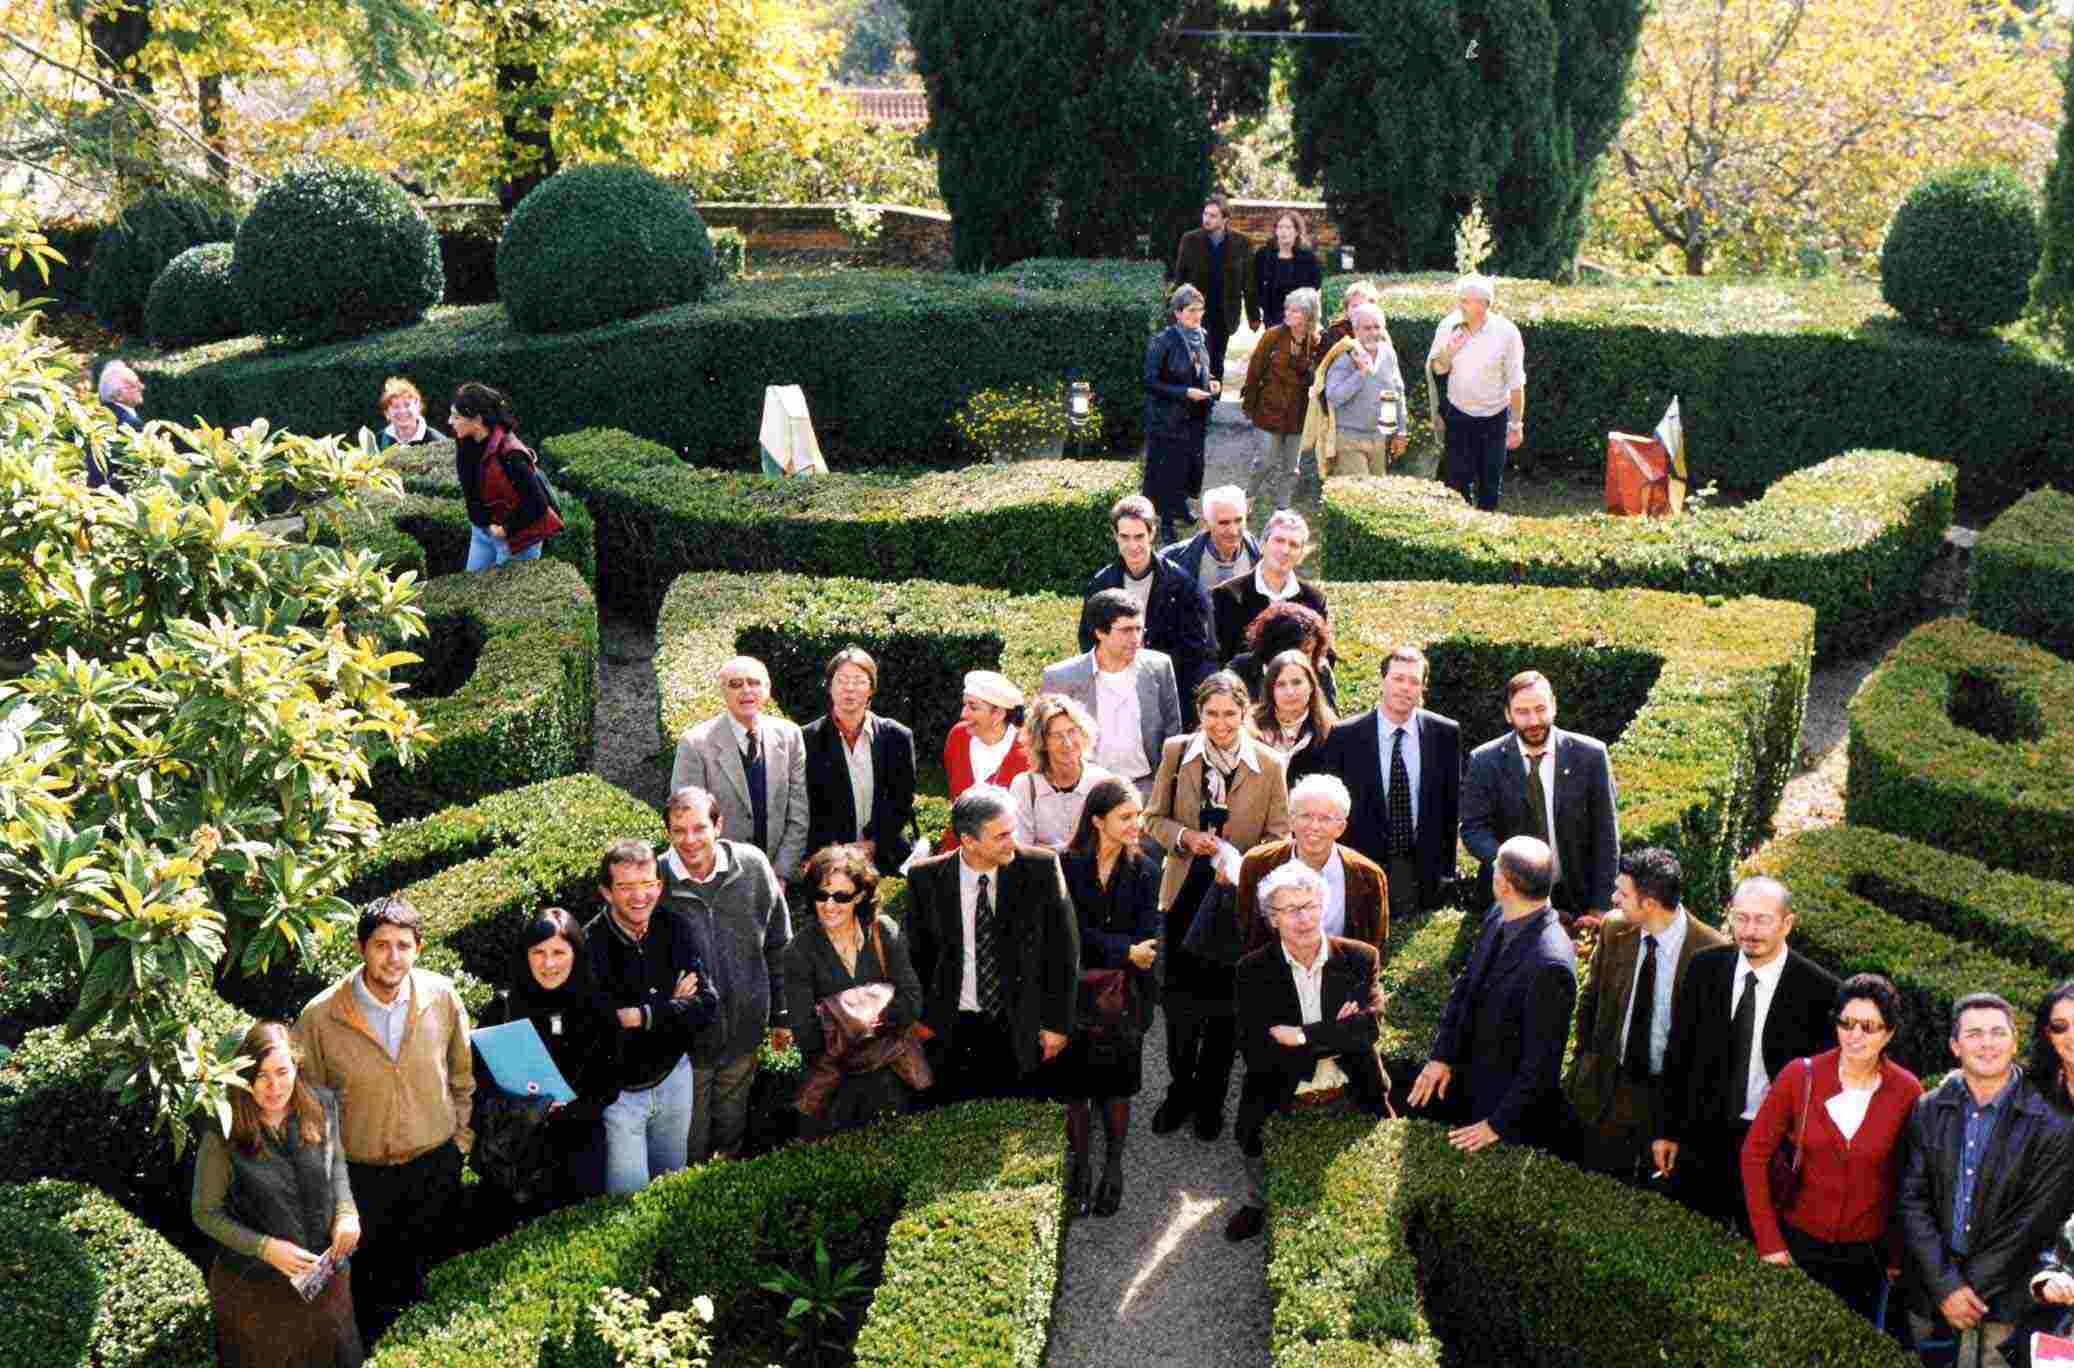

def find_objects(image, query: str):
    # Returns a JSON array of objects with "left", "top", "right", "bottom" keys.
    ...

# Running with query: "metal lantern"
[
  {"left": 1067, "top": 380, "right": 1094, "bottom": 428},
  {"left": 1379, "top": 387, "right": 1402, "bottom": 433},
  {"left": 1339, "top": 244, "right": 1356, "bottom": 272}
]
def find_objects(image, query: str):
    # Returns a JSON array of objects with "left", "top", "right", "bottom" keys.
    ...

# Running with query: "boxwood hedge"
[
  {"left": 1743, "top": 825, "right": 2074, "bottom": 1074},
  {"left": 1972, "top": 486, "right": 2074, "bottom": 659},
  {"left": 1321, "top": 452, "right": 1954, "bottom": 659},
  {"left": 657, "top": 572, "right": 1813, "bottom": 914},
  {"left": 131, "top": 262, "right": 1161, "bottom": 471},
  {"left": 368, "top": 1101, "right": 1064, "bottom": 1368},
  {"left": 1846, "top": 618, "right": 2074, "bottom": 884},
  {"left": 536, "top": 427, "right": 1134, "bottom": 617},
  {"left": 1266, "top": 1116, "right": 1909, "bottom": 1366},
  {"left": 0, "top": 1180, "right": 213, "bottom": 1368}
]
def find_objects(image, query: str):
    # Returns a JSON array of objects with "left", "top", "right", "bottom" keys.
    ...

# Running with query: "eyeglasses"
[
  {"left": 1269, "top": 900, "right": 1321, "bottom": 916},
  {"left": 722, "top": 677, "right": 765, "bottom": 690},
  {"left": 1729, "top": 913, "right": 1783, "bottom": 930},
  {"left": 1834, "top": 1016, "right": 1888, "bottom": 1035},
  {"left": 814, "top": 888, "right": 861, "bottom": 905}
]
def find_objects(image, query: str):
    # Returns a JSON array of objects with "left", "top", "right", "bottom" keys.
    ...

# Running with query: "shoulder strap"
[{"left": 1792, "top": 1057, "right": 1813, "bottom": 1172}]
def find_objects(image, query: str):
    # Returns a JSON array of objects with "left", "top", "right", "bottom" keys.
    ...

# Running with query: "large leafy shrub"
[
  {"left": 497, "top": 163, "right": 719, "bottom": 334},
  {"left": 143, "top": 240, "right": 244, "bottom": 345},
  {"left": 1881, "top": 165, "right": 2040, "bottom": 336},
  {"left": 87, "top": 191, "right": 238, "bottom": 334},
  {"left": 234, "top": 159, "right": 444, "bottom": 346}
]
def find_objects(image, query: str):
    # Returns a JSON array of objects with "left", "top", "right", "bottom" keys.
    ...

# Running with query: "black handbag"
[{"left": 468, "top": 1078, "right": 558, "bottom": 1205}]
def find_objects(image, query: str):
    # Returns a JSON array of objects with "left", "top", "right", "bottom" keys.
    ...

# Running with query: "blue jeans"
[
  {"left": 466, "top": 523, "right": 543, "bottom": 573},
  {"left": 602, "top": 1053, "right": 693, "bottom": 1194},
  {"left": 1440, "top": 398, "right": 1509, "bottom": 511}
]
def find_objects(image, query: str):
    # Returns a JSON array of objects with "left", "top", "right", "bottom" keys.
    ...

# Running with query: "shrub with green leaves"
[
  {"left": 659, "top": 572, "right": 1812, "bottom": 914},
  {"left": 1324, "top": 452, "right": 1953, "bottom": 659},
  {"left": 498, "top": 163, "right": 719, "bottom": 335},
  {"left": 1881, "top": 165, "right": 2041, "bottom": 336},
  {"left": 143, "top": 240, "right": 245, "bottom": 345},
  {"left": 711, "top": 226, "right": 746, "bottom": 279},
  {"left": 1847, "top": 618, "right": 2074, "bottom": 883},
  {"left": 234, "top": 159, "right": 444, "bottom": 346},
  {"left": 0, "top": 1180, "right": 212, "bottom": 1368},
  {"left": 88, "top": 191, "right": 239, "bottom": 333},
  {"left": 1972, "top": 486, "right": 2074, "bottom": 659}
]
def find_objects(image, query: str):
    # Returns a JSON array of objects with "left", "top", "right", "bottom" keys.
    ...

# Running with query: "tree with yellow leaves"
[{"left": 1592, "top": 0, "right": 2059, "bottom": 275}]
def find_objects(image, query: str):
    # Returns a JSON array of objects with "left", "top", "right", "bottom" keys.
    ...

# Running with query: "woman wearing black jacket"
[
  {"left": 1143, "top": 284, "right": 1219, "bottom": 545},
  {"left": 450, "top": 381, "right": 551, "bottom": 573},
  {"left": 1253, "top": 211, "right": 1323, "bottom": 340},
  {"left": 479, "top": 908, "right": 622, "bottom": 1215}
]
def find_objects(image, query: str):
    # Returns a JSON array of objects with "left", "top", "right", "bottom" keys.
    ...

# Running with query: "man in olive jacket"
[{"left": 1170, "top": 194, "right": 1259, "bottom": 394}]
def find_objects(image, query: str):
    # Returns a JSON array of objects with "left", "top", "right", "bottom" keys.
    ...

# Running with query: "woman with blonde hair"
[
  {"left": 1009, "top": 693, "right": 1115, "bottom": 850},
  {"left": 375, "top": 377, "right": 443, "bottom": 450}
]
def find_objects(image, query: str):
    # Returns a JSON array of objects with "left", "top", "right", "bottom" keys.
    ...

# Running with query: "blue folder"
[{"left": 470, "top": 1018, "right": 577, "bottom": 1105}]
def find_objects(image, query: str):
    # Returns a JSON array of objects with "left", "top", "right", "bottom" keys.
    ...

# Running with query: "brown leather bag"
[
  {"left": 793, "top": 928, "right": 933, "bottom": 1121},
  {"left": 1078, "top": 968, "right": 1134, "bottom": 1030}
]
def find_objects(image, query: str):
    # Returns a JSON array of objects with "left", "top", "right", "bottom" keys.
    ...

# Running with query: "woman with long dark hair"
[
  {"left": 450, "top": 381, "right": 552, "bottom": 572},
  {"left": 2028, "top": 980, "right": 2074, "bottom": 1111},
  {"left": 1248, "top": 649, "right": 1338, "bottom": 784},
  {"left": 1143, "top": 284, "right": 1219, "bottom": 545},
  {"left": 191, "top": 1020, "right": 363, "bottom": 1367}
]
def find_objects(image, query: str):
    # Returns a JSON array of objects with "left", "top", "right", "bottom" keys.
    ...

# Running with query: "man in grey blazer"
[
  {"left": 1460, "top": 670, "right": 1618, "bottom": 925},
  {"left": 670, "top": 655, "right": 810, "bottom": 882},
  {"left": 1040, "top": 589, "right": 1183, "bottom": 800}
]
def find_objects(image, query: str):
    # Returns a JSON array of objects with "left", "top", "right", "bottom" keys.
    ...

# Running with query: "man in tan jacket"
[{"left": 296, "top": 896, "right": 474, "bottom": 1343}]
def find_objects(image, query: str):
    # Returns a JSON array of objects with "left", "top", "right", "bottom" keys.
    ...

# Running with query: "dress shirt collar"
[
  {"left": 1734, "top": 949, "right": 1789, "bottom": 993},
  {"left": 1515, "top": 730, "right": 1556, "bottom": 765},
  {"left": 728, "top": 714, "right": 759, "bottom": 751},
  {"left": 664, "top": 840, "right": 730, "bottom": 884},
  {"left": 832, "top": 710, "right": 874, "bottom": 749},
  {"left": 1253, "top": 564, "right": 1300, "bottom": 603},
  {"left": 1282, "top": 938, "right": 1328, "bottom": 978}
]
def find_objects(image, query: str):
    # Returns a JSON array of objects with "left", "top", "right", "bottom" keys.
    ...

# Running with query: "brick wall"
[{"left": 690, "top": 202, "right": 953, "bottom": 269}]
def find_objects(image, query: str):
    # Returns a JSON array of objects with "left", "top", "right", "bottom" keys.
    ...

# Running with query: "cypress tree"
[{"left": 2032, "top": 54, "right": 2074, "bottom": 353}]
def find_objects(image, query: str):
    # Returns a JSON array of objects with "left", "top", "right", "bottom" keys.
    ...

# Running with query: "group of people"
[{"left": 1148, "top": 193, "right": 1529, "bottom": 543}]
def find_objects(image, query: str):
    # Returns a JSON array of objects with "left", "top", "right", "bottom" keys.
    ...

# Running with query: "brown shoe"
[{"left": 1224, "top": 1204, "right": 1266, "bottom": 1242}]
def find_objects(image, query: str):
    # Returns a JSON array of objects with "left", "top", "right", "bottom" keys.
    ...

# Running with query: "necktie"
[
  {"left": 1726, "top": 970, "right": 1758, "bottom": 1121},
  {"left": 973, "top": 874, "right": 1005, "bottom": 1018},
  {"left": 741, "top": 726, "right": 769, "bottom": 852},
  {"left": 1624, "top": 934, "right": 1659, "bottom": 1081},
  {"left": 1524, "top": 750, "right": 1551, "bottom": 844},
  {"left": 1387, "top": 726, "right": 1415, "bottom": 857}
]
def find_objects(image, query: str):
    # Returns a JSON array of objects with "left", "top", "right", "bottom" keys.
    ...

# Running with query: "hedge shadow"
[{"left": 1972, "top": 486, "right": 2074, "bottom": 660}]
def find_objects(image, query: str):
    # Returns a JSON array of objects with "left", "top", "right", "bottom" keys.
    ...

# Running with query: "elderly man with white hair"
[
  {"left": 1319, "top": 302, "right": 1409, "bottom": 478},
  {"left": 1226, "top": 859, "right": 1388, "bottom": 1242},
  {"left": 1161, "top": 485, "right": 1260, "bottom": 596},
  {"left": 1425, "top": 272, "right": 1526, "bottom": 511},
  {"left": 1235, "top": 773, "right": 1389, "bottom": 955},
  {"left": 670, "top": 655, "right": 811, "bottom": 881},
  {"left": 91, "top": 358, "right": 145, "bottom": 491}
]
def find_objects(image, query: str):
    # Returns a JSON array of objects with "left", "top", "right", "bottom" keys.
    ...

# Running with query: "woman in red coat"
[
  {"left": 936, "top": 670, "right": 1031, "bottom": 852},
  {"left": 1743, "top": 972, "right": 1922, "bottom": 1324}
]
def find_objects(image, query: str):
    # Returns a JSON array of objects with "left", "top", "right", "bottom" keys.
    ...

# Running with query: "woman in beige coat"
[{"left": 1144, "top": 671, "right": 1290, "bottom": 1140}]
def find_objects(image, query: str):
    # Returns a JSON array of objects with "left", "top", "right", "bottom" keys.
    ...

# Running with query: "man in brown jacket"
[
  {"left": 1170, "top": 194, "right": 1259, "bottom": 407},
  {"left": 296, "top": 896, "right": 474, "bottom": 1343}
]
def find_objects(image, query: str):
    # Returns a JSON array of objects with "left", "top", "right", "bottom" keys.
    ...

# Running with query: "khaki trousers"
[{"left": 1334, "top": 435, "right": 1390, "bottom": 477}]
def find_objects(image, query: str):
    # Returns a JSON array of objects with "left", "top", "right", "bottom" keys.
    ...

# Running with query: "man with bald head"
[
  {"left": 1408, "top": 836, "right": 1578, "bottom": 1156},
  {"left": 1654, "top": 875, "right": 1838, "bottom": 1234}
]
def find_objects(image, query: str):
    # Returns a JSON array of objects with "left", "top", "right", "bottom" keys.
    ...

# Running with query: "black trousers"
[
  {"left": 1670, "top": 1121, "right": 1753, "bottom": 1237},
  {"left": 1440, "top": 396, "right": 1509, "bottom": 511},
  {"left": 1144, "top": 431, "right": 1207, "bottom": 534},
  {"left": 928, "top": 1011, "right": 1046, "bottom": 1108},
  {"left": 346, "top": 1139, "right": 462, "bottom": 1346},
  {"left": 1205, "top": 315, "right": 1233, "bottom": 392},
  {"left": 1780, "top": 1223, "right": 1889, "bottom": 1327}
]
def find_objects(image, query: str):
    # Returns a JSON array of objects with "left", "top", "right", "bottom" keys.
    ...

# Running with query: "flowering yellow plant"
[{"left": 951, "top": 383, "right": 1104, "bottom": 460}]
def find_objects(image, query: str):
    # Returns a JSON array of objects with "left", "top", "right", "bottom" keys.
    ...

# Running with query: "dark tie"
[
  {"left": 1624, "top": 934, "right": 1659, "bottom": 1081},
  {"left": 741, "top": 727, "right": 769, "bottom": 852},
  {"left": 1523, "top": 750, "right": 1551, "bottom": 844},
  {"left": 973, "top": 874, "right": 1005, "bottom": 1018},
  {"left": 1726, "top": 970, "right": 1758, "bottom": 1121},
  {"left": 1387, "top": 726, "right": 1414, "bottom": 857}
]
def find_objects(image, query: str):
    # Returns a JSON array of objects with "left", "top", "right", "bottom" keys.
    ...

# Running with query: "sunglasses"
[
  {"left": 2049, "top": 1019, "right": 2074, "bottom": 1036},
  {"left": 1833, "top": 1016, "right": 1888, "bottom": 1035},
  {"left": 814, "top": 888, "right": 861, "bottom": 905}
]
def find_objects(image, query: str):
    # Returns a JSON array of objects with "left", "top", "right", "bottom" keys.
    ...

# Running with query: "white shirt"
[
  {"left": 1281, "top": 941, "right": 1348, "bottom": 1092},
  {"left": 1826, "top": 1080, "right": 1879, "bottom": 1142},
  {"left": 1253, "top": 564, "right": 1301, "bottom": 605},
  {"left": 1306, "top": 847, "right": 1348, "bottom": 939},
  {"left": 1516, "top": 733, "right": 1560, "bottom": 882},
  {"left": 664, "top": 840, "right": 732, "bottom": 885},
  {"left": 352, "top": 970, "right": 411, "bottom": 1062},
  {"left": 1616, "top": 908, "right": 1689, "bottom": 1076},
  {"left": 1093, "top": 664, "right": 1151, "bottom": 780},
  {"left": 1376, "top": 711, "right": 1422, "bottom": 830},
  {"left": 727, "top": 715, "right": 760, "bottom": 755},
  {"left": 1429, "top": 312, "right": 1526, "bottom": 418},
  {"left": 1730, "top": 952, "right": 1790, "bottom": 1120},
  {"left": 1011, "top": 763, "right": 1116, "bottom": 850},
  {"left": 966, "top": 728, "right": 1014, "bottom": 786},
  {"left": 956, "top": 855, "right": 993, "bottom": 1012},
  {"left": 1120, "top": 566, "right": 1155, "bottom": 614},
  {"left": 837, "top": 715, "right": 876, "bottom": 841}
]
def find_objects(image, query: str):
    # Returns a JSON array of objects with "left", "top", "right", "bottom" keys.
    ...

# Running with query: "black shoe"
[
  {"left": 1193, "top": 1105, "right": 1224, "bottom": 1142},
  {"left": 1067, "top": 1151, "right": 1093, "bottom": 1217},
  {"left": 1092, "top": 1168, "right": 1124, "bottom": 1218},
  {"left": 1151, "top": 1094, "right": 1190, "bottom": 1135},
  {"left": 1224, "top": 1204, "right": 1266, "bottom": 1242}
]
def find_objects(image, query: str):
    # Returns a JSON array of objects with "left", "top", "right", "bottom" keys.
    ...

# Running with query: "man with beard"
[{"left": 1460, "top": 671, "right": 1618, "bottom": 929}]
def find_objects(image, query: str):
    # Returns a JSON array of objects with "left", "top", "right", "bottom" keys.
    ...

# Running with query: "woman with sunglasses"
[
  {"left": 781, "top": 844, "right": 925, "bottom": 1137},
  {"left": 2025, "top": 980, "right": 2074, "bottom": 1112},
  {"left": 1741, "top": 973, "right": 1922, "bottom": 1324}
]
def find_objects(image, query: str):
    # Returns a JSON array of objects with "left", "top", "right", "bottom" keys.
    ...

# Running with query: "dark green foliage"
[
  {"left": 1881, "top": 165, "right": 2040, "bottom": 336},
  {"left": 142, "top": 241, "right": 244, "bottom": 345},
  {"left": 2034, "top": 55, "right": 2074, "bottom": 353},
  {"left": 834, "top": 0, "right": 912, "bottom": 83},
  {"left": 660, "top": 572, "right": 1811, "bottom": 913},
  {"left": 134, "top": 265, "right": 1159, "bottom": 469},
  {"left": 539, "top": 427, "right": 1133, "bottom": 619},
  {"left": 371, "top": 1102, "right": 1064, "bottom": 1366},
  {"left": 88, "top": 192, "right": 239, "bottom": 333},
  {"left": 1323, "top": 452, "right": 1954, "bottom": 659},
  {"left": 2, "top": 220, "right": 103, "bottom": 308},
  {"left": 0, "top": 1181, "right": 212, "bottom": 1368},
  {"left": 1748, "top": 826, "right": 2074, "bottom": 1075},
  {"left": 1266, "top": 1116, "right": 1910, "bottom": 1364},
  {"left": 711, "top": 226, "right": 747, "bottom": 279},
  {"left": 497, "top": 164, "right": 719, "bottom": 334},
  {"left": 1847, "top": 618, "right": 2074, "bottom": 884},
  {"left": 1972, "top": 486, "right": 2074, "bottom": 659},
  {"left": 234, "top": 159, "right": 444, "bottom": 346},
  {"left": 1291, "top": 0, "right": 1645, "bottom": 276}
]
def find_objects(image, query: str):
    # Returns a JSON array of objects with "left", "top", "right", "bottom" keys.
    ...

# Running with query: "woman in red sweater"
[
  {"left": 936, "top": 670, "right": 1032, "bottom": 852},
  {"left": 1743, "top": 972, "right": 1922, "bottom": 1324}
]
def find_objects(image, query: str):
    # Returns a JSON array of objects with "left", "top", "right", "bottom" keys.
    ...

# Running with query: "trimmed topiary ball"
[
  {"left": 1881, "top": 165, "right": 2040, "bottom": 336},
  {"left": 234, "top": 159, "right": 444, "bottom": 347},
  {"left": 143, "top": 241, "right": 245, "bottom": 345},
  {"left": 497, "top": 163, "right": 719, "bottom": 334},
  {"left": 87, "top": 191, "right": 238, "bottom": 333}
]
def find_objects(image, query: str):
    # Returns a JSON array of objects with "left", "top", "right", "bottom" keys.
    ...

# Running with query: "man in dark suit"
[
  {"left": 800, "top": 645, "right": 918, "bottom": 879},
  {"left": 1567, "top": 847, "right": 1729, "bottom": 1180},
  {"left": 1081, "top": 495, "right": 1216, "bottom": 720},
  {"left": 1208, "top": 508, "right": 1328, "bottom": 666},
  {"left": 1225, "top": 861, "right": 1387, "bottom": 1243},
  {"left": 1409, "top": 836, "right": 1578, "bottom": 1156},
  {"left": 1161, "top": 486, "right": 1260, "bottom": 594},
  {"left": 1654, "top": 875, "right": 1838, "bottom": 1234},
  {"left": 1169, "top": 194, "right": 1258, "bottom": 399},
  {"left": 904, "top": 785, "right": 1080, "bottom": 1105},
  {"left": 1316, "top": 642, "right": 1460, "bottom": 920},
  {"left": 1460, "top": 671, "right": 1619, "bottom": 925}
]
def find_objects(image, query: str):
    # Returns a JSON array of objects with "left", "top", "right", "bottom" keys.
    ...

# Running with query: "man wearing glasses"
[
  {"left": 588, "top": 838, "right": 718, "bottom": 1194},
  {"left": 1654, "top": 876, "right": 1836, "bottom": 1234},
  {"left": 1896, "top": 993, "right": 2074, "bottom": 1367}
]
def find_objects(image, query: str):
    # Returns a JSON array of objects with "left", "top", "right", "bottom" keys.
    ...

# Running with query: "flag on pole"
[
  {"left": 1654, "top": 395, "right": 1687, "bottom": 513},
  {"left": 759, "top": 384, "right": 827, "bottom": 478}
]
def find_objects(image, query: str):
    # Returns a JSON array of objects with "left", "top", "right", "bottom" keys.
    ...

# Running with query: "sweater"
[
  {"left": 1741, "top": 1049, "right": 1923, "bottom": 1258},
  {"left": 657, "top": 839, "right": 792, "bottom": 1067}
]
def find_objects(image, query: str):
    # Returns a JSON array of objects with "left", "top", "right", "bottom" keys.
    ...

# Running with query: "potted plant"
[{"left": 950, "top": 382, "right": 1104, "bottom": 463}]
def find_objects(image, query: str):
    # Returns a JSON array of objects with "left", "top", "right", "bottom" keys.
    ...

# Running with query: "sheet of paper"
[
  {"left": 471, "top": 1018, "right": 577, "bottom": 1105},
  {"left": 1212, "top": 839, "right": 1243, "bottom": 884}
]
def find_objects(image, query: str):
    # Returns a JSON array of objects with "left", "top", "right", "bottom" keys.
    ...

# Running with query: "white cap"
[{"left": 963, "top": 670, "right": 1023, "bottom": 710}]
